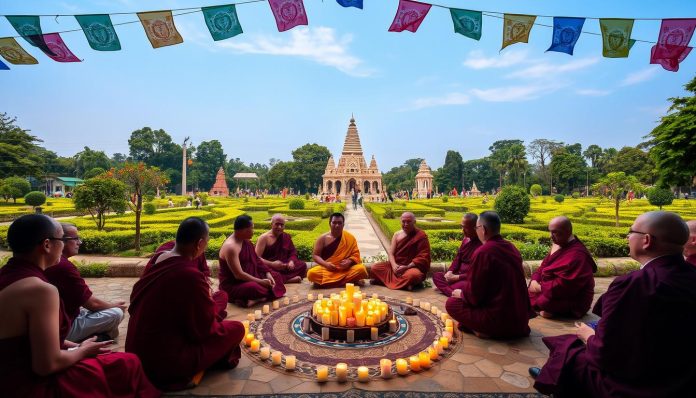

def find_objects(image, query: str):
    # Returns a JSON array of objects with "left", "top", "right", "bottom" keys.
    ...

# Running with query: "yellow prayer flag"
[
  {"left": 599, "top": 19, "right": 634, "bottom": 58},
  {"left": 137, "top": 11, "right": 183, "bottom": 49},
  {"left": 0, "top": 37, "right": 38, "bottom": 65},
  {"left": 502, "top": 14, "right": 537, "bottom": 50}
]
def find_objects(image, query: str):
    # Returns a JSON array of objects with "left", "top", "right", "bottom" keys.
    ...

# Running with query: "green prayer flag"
[
  {"left": 75, "top": 14, "right": 121, "bottom": 51},
  {"left": 202, "top": 5, "right": 243, "bottom": 41},
  {"left": 599, "top": 19, "right": 635, "bottom": 58},
  {"left": 450, "top": 9, "right": 482, "bottom": 41}
]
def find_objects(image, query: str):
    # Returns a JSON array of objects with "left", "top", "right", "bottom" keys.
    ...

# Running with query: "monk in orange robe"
[
  {"left": 685, "top": 220, "right": 696, "bottom": 266},
  {"left": 370, "top": 212, "right": 431, "bottom": 290},
  {"left": 307, "top": 213, "right": 368, "bottom": 288},
  {"left": 126, "top": 217, "right": 245, "bottom": 391},
  {"left": 0, "top": 214, "right": 159, "bottom": 398}
]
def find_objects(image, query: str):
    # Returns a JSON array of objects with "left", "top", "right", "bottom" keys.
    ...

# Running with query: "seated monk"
[
  {"left": 528, "top": 216, "right": 597, "bottom": 319},
  {"left": 370, "top": 212, "right": 431, "bottom": 290},
  {"left": 432, "top": 213, "right": 482, "bottom": 296},
  {"left": 0, "top": 215, "right": 159, "bottom": 398},
  {"left": 532, "top": 211, "right": 696, "bottom": 397},
  {"left": 218, "top": 215, "right": 286, "bottom": 307},
  {"left": 308, "top": 212, "right": 368, "bottom": 288},
  {"left": 445, "top": 211, "right": 535, "bottom": 339},
  {"left": 255, "top": 214, "right": 308, "bottom": 283},
  {"left": 685, "top": 220, "right": 696, "bottom": 266},
  {"left": 44, "top": 223, "right": 126, "bottom": 342},
  {"left": 126, "top": 217, "right": 245, "bottom": 391}
]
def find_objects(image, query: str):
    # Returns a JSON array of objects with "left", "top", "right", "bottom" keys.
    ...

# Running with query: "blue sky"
[{"left": 2, "top": 0, "right": 695, "bottom": 170}]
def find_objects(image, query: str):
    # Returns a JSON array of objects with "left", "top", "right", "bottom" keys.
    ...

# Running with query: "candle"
[
  {"left": 445, "top": 326, "right": 454, "bottom": 335},
  {"left": 443, "top": 330, "right": 453, "bottom": 342},
  {"left": 346, "top": 330, "right": 355, "bottom": 343},
  {"left": 272, "top": 300, "right": 280, "bottom": 310},
  {"left": 247, "top": 313, "right": 255, "bottom": 322},
  {"left": 254, "top": 310, "right": 262, "bottom": 320},
  {"left": 292, "top": 295, "right": 299, "bottom": 303},
  {"left": 244, "top": 333, "right": 255, "bottom": 346},
  {"left": 396, "top": 358, "right": 409, "bottom": 376},
  {"left": 409, "top": 356, "right": 421, "bottom": 372},
  {"left": 380, "top": 359, "right": 393, "bottom": 379},
  {"left": 336, "top": 363, "right": 348, "bottom": 382},
  {"left": 431, "top": 306, "right": 438, "bottom": 315},
  {"left": 366, "top": 315, "right": 374, "bottom": 326},
  {"left": 316, "top": 365, "right": 328, "bottom": 382},
  {"left": 271, "top": 351, "right": 282, "bottom": 366},
  {"left": 371, "top": 327, "right": 379, "bottom": 341},
  {"left": 412, "top": 298, "right": 420, "bottom": 307},
  {"left": 357, "top": 366, "right": 369, "bottom": 382},
  {"left": 372, "top": 293, "right": 379, "bottom": 299},
  {"left": 346, "top": 282, "right": 354, "bottom": 298},
  {"left": 307, "top": 293, "right": 314, "bottom": 301},
  {"left": 321, "top": 312, "right": 331, "bottom": 325},
  {"left": 419, "top": 351, "right": 431, "bottom": 368},
  {"left": 330, "top": 310, "right": 339, "bottom": 326},
  {"left": 250, "top": 339, "right": 260, "bottom": 353},
  {"left": 439, "top": 336, "right": 449, "bottom": 349},
  {"left": 433, "top": 340, "right": 443, "bottom": 355},
  {"left": 262, "top": 305, "right": 270, "bottom": 314},
  {"left": 445, "top": 319, "right": 453, "bottom": 328},
  {"left": 283, "top": 297, "right": 290, "bottom": 305},
  {"left": 242, "top": 320, "right": 250, "bottom": 334},
  {"left": 260, "top": 346, "right": 270, "bottom": 359},
  {"left": 440, "top": 312, "right": 449, "bottom": 323},
  {"left": 422, "top": 302, "right": 431, "bottom": 311},
  {"left": 405, "top": 296, "right": 413, "bottom": 305},
  {"left": 428, "top": 347, "right": 439, "bottom": 361},
  {"left": 346, "top": 317, "right": 356, "bottom": 328},
  {"left": 285, "top": 355, "right": 296, "bottom": 371},
  {"left": 318, "top": 294, "right": 324, "bottom": 300},
  {"left": 389, "top": 319, "right": 397, "bottom": 333},
  {"left": 322, "top": 327, "right": 330, "bottom": 341},
  {"left": 355, "top": 311, "right": 366, "bottom": 327}
]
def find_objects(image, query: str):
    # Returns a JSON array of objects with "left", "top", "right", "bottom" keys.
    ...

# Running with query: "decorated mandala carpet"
[{"left": 243, "top": 297, "right": 461, "bottom": 381}]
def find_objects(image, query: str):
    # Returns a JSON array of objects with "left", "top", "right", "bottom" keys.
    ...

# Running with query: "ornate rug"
[
  {"left": 243, "top": 297, "right": 461, "bottom": 381},
  {"left": 169, "top": 390, "right": 544, "bottom": 397}
]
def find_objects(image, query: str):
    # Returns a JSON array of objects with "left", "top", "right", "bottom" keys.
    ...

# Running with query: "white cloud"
[
  {"left": 462, "top": 49, "right": 529, "bottom": 69},
  {"left": 470, "top": 83, "right": 566, "bottom": 102},
  {"left": 506, "top": 58, "right": 599, "bottom": 79},
  {"left": 576, "top": 89, "right": 612, "bottom": 96},
  {"left": 621, "top": 67, "right": 660, "bottom": 86},
  {"left": 402, "top": 92, "right": 471, "bottom": 111}
]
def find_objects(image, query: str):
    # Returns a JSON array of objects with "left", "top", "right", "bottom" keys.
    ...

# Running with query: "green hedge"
[{"left": 267, "top": 207, "right": 325, "bottom": 217}]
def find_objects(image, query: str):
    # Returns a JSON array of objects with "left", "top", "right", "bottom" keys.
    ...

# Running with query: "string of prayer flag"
[
  {"left": 75, "top": 14, "right": 121, "bottom": 51},
  {"left": 650, "top": 19, "right": 696, "bottom": 72},
  {"left": 137, "top": 11, "right": 184, "bottom": 49},
  {"left": 388, "top": 0, "right": 432, "bottom": 33},
  {"left": 6, "top": 16, "right": 55, "bottom": 56},
  {"left": 202, "top": 5, "right": 243, "bottom": 41},
  {"left": 501, "top": 14, "right": 536, "bottom": 50},
  {"left": 450, "top": 9, "right": 482, "bottom": 41},
  {"left": 547, "top": 17, "right": 585, "bottom": 55},
  {"left": 600, "top": 19, "right": 635, "bottom": 58},
  {"left": 0, "top": 37, "right": 39, "bottom": 65},
  {"left": 268, "top": 0, "right": 309, "bottom": 32},
  {"left": 336, "top": 0, "right": 363, "bottom": 9}
]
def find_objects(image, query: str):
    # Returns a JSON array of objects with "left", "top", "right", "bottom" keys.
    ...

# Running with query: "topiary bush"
[
  {"left": 143, "top": 202, "right": 157, "bottom": 215},
  {"left": 305, "top": 193, "right": 310, "bottom": 200},
  {"left": 572, "top": 192, "right": 580, "bottom": 199},
  {"left": 530, "top": 184, "right": 542, "bottom": 197},
  {"left": 554, "top": 194, "right": 565, "bottom": 203},
  {"left": 383, "top": 207, "right": 395, "bottom": 219},
  {"left": 288, "top": 198, "right": 305, "bottom": 210},
  {"left": 441, "top": 196, "right": 449, "bottom": 203},
  {"left": 646, "top": 187, "right": 674, "bottom": 209},
  {"left": 24, "top": 191, "right": 46, "bottom": 210},
  {"left": 494, "top": 186, "right": 530, "bottom": 224}
]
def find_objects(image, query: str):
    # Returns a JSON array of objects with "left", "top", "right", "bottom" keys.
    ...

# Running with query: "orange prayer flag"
[{"left": 137, "top": 11, "right": 183, "bottom": 49}]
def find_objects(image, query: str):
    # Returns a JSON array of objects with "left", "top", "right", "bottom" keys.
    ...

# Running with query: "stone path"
[{"left": 344, "top": 205, "right": 386, "bottom": 261}]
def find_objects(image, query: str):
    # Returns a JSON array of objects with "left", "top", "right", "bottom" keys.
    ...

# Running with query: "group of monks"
[{"left": 1, "top": 209, "right": 695, "bottom": 397}]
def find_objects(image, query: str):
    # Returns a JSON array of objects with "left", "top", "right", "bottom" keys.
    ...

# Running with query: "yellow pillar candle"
[
  {"left": 330, "top": 310, "right": 339, "bottom": 326},
  {"left": 283, "top": 297, "right": 290, "bottom": 305},
  {"left": 441, "top": 312, "right": 450, "bottom": 323},
  {"left": 428, "top": 347, "right": 439, "bottom": 361},
  {"left": 321, "top": 312, "right": 331, "bottom": 325},
  {"left": 380, "top": 359, "right": 393, "bottom": 379},
  {"left": 316, "top": 365, "right": 328, "bottom": 382},
  {"left": 250, "top": 339, "right": 260, "bottom": 353},
  {"left": 353, "top": 294, "right": 361, "bottom": 308},
  {"left": 445, "top": 326, "right": 454, "bottom": 335},
  {"left": 271, "top": 351, "right": 282, "bottom": 366},
  {"left": 412, "top": 298, "right": 420, "bottom": 307},
  {"left": 262, "top": 305, "right": 270, "bottom": 314},
  {"left": 247, "top": 313, "right": 255, "bottom": 322},
  {"left": 307, "top": 293, "right": 314, "bottom": 301},
  {"left": 396, "top": 358, "right": 409, "bottom": 375},
  {"left": 433, "top": 340, "right": 443, "bottom": 355},
  {"left": 244, "top": 333, "right": 255, "bottom": 346},
  {"left": 370, "top": 327, "right": 379, "bottom": 341},
  {"left": 409, "top": 356, "right": 421, "bottom": 372},
  {"left": 355, "top": 311, "right": 366, "bottom": 327},
  {"left": 292, "top": 295, "right": 299, "bottom": 303},
  {"left": 285, "top": 355, "right": 296, "bottom": 370},
  {"left": 255, "top": 310, "right": 263, "bottom": 320},
  {"left": 389, "top": 319, "right": 397, "bottom": 333},
  {"left": 272, "top": 300, "right": 280, "bottom": 310},
  {"left": 439, "top": 336, "right": 449, "bottom": 349},
  {"left": 445, "top": 319, "right": 454, "bottom": 328},
  {"left": 336, "top": 363, "right": 348, "bottom": 382},
  {"left": 346, "top": 282, "right": 354, "bottom": 299},
  {"left": 357, "top": 366, "right": 369, "bottom": 382},
  {"left": 346, "top": 330, "right": 355, "bottom": 343},
  {"left": 242, "top": 320, "right": 250, "bottom": 334},
  {"left": 339, "top": 308, "right": 347, "bottom": 327},
  {"left": 405, "top": 296, "right": 413, "bottom": 305},
  {"left": 419, "top": 351, "right": 431, "bottom": 368},
  {"left": 260, "top": 346, "right": 270, "bottom": 359},
  {"left": 431, "top": 305, "right": 438, "bottom": 315},
  {"left": 318, "top": 294, "right": 324, "bottom": 300},
  {"left": 366, "top": 315, "right": 374, "bottom": 327},
  {"left": 422, "top": 302, "right": 431, "bottom": 311}
]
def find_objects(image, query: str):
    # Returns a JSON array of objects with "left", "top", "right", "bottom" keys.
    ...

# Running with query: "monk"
[
  {"left": 255, "top": 213, "right": 308, "bottom": 283},
  {"left": 155, "top": 239, "right": 210, "bottom": 277},
  {"left": 528, "top": 216, "right": 597, "bottom": 319},
  {"left": 685, "top": 220, "right": 696, "bottom": 266},
  {"left": 369, "top": 212, "right": 431, "bottom": 290},
  {"left": 44, "top": 223, "right": 126, "bottom": 342},
  {"left": 0, "top": 214, "right": 159, "bottom": 398},
  {"left": 308, "top": 212, "right": 368, "bottom": 288},
  {"left": 218, "top": 215, "right": 286, "bottom": 307},
  {"left": 432, "top": 213, "right": 482, "bottom": 296},
  {"left": 532, "top": 211, "right": 696, "bottom": 397},
  {"left": 445, "top": 211, "right": 535, "bottom": 339},
  {"left": 126, "top": 217, "right": 245, "bottom": 391}
]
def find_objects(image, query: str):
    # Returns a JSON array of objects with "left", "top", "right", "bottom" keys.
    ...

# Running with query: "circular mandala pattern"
[{"left": 244, "top": 298, "right": 460, "bottom": 381}]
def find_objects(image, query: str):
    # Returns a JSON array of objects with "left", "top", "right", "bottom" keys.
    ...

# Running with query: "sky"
[{"left": 2, "top": 0, "right": 695, "bottom": 171}]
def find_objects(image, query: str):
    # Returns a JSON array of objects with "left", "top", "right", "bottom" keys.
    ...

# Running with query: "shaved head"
[
  {"left": 401, "top": 212, "right": 416, "bottom": 234},
  {"left": 549, "top": 216, "right": 573, "bottom": 246},
  {"left": 462, "top": 213, "right": 478, "bottom": 239},
  {"left": 687, "top": 220, "right": 696, "bottom": 236},
  {"left": 683, "top": 220, "right": 696, "bottom": 257},
  {"left": 271, "top": 213, "right": 286, "bottom": 223},
  {"left": 629, "top": 211, "right": 689, "bottom": 262}
]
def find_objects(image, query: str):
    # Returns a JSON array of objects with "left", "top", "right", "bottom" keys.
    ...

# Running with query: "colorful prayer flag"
[
  {"left": 502, "top": 14, "right": 536, "bottom": 50},
  {"left": 202, "top": 5, "right": 243, "bottom": 41},
  {"left": 0, "top": 59, "right": 9, "bottom": 70},
  {"left": 137, "top": 11, "right": 184, "bottom": 49},
  {"left": 75, "top": 14, "right": 121, "bottom": 51},
  {"left": 5, "top": 16, "right": 55, "bottom": 56},
  {"left": 41, "top": 33, "right": 81, "bottom": 62},
  {"left": 388, "top": 0, "right": 432, "bottom": 33},
  {"left": 547, "top": 17, "right": 585, "bottom": 55},
  {"left": 0, "top": 37, "right": 38, "bottom": 65},
  {"left": 336, "top": 0, "right": 363, "bottom": 9},
  {"left": 268, "top": 0, "right": 309, "bottom": 32},
  {"left": 450, "top": 9, "right": 482, "bottom": 41},
  {"left": 599, "top": 19, "right": 634, "bottom": 58},
  {"left": 650, "top": 19, "right": 696, "bottom": 72}
]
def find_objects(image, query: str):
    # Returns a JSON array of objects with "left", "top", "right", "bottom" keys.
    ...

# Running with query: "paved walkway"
[{"left": 344, "top": 204, "right": 386, "bottom": 261}]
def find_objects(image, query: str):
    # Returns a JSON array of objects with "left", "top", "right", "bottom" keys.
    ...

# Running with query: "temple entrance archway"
[
  {"left": 335, "top": 181, "right": 342, "bottom": 195},
  {"left": 363, "top": 181, "right": 370, "bottom": 194},
  {"left": 348, "top": 179, "right": 357, "bottom": 194},
  {"left": 326, "top": 181, "right": 333, "bottom": 193},
  {"left": 372, "top": 181, "right": 379, "bottom": 193}
]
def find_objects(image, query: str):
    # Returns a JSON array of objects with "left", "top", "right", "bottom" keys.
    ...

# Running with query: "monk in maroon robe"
[
  {"left": 685, "top": 220, "right": 696, "bottom": 266},
  {"left": 532, "top": 211, "right": 696, "bottom": 397},
  {"left": 432, "top": 213, "right": 482, "bottom": 296},
  {"left": 445, "top": 211, "right": 535, "bottom": 339},
  {"left": 219, "top": 215, "right": 286, "bottom": 307},
  {"left": 255, "top": 214, "right": 308, "bottom": 283},
  {"left": 0, "top": 214, "right": 159, "bottom": 398},
  {"left": 126, "top": 217, "right": 244, "bottom": 391},
  {"left": 155, "top": 240, "right": 210, "bottom": 277},
  {"left": 370, "top": 212, "right": 431, "bottom": 290},
  {"left": 528, "top": 217, "right": 597, "bottom": 319}
]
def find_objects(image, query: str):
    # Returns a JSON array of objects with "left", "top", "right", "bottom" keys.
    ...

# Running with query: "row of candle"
[
  {"left": 245, "top": 295, "right": 303, "bottom": 322},
  {"left": 244, "top": 334, "right": 297, "bottom": 369}
]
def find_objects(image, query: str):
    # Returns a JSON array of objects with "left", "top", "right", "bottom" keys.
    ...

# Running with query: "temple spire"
[{"left": 342, "top": 115, "right": 363, "bottom": 154}]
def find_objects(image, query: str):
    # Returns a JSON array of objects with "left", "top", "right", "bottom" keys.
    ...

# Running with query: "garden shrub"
[
  {"left": 442, "top": 196, "right": 449, "bottom": 203},
  {"left": 530, "top": 184, "right": 542, "bottom": 197},
  {"left": 24, "top": 191, "right": 46, "bottom": 209},
  {"left": 305, "top": 193, "right": 310, "bottom": 200},
  {"left": 383, "top": 207, "right": 395, "bottom": 219},
  {"left": 646, "top": 187, "right": 674, "bottom": 209},
  {"left": 73, "top": 260, "right": 109, "bottom": 277},
  {"left": 494, "top": 186, "right": 530, "bottom": 224},
  {"left": 143, "top": 202, "right": 157, "bottom": 215},
  {"left": 288, "top": 198, "right": 305, "bottom": 210},
  {"left": 321, "top": 206, "right": 334, "bottom": 218},
  {"left": 554, "top": 194, "right": 565, "bottom": 203},
  {"left": 144, "top": 194, "right": 156, "bottom": 202},
  {"left": 541, "top": 198, "right": 547, "bottom": 204},
  {"left": 515, "top": 242, "right": 549, "bottom": 260}
]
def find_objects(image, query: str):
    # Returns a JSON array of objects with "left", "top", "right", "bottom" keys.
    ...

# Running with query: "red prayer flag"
[
  {"left": 388, "top": 0, "right": 432, "bottom": 33},
  {"left": 42, "top": 33, "right": 81, "bottom": 62},
  {"left": 268, "top": 0, "right": 308, "bottom": 32},
  {"left": 650, "top": 19, "right": 696, "bottom": 72}
]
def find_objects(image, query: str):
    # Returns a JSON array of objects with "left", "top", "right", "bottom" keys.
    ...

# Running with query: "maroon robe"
[
  {"left": 44, "top": 256, "right": 93, "bottom": 323},
  {"left": 529, "top": 238, "right": 597, "bottom": 318},
  {"left": 686, "top": 253, "right": 696, "bottom": 267},
  {"left": 155, "top": 240, "right": 210, "bottom": 277},
  {"left": 534, "top": 254, "right": 696, "bottom": 397},
  {"left": 126, "top": 253, "right": 244, "bottom": 391},
  {"left": 369, "top": 228, "right": 431, "bottom": 290},
  {"left": 432, "top": 236, "right": 482, "bottom": 296},
  {"left": 219, "top": 239, "right": 286, "bottom": 306},
  {"left": 260, "top": 232, "right": 308, "bottom": 282},
  {"left": 445, "top": 235, "right": 535, "bottom": 339},
  {"left": 0, "top": 258, "right": 159, "bottom": 398}
]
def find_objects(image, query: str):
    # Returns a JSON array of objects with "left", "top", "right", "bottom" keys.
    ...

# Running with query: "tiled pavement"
[
  {"left": 344, "top": 205, "right": 386, "bottom": 261},
  {"left": 92, "top": 276, "right": 613, "bottom": 396}
]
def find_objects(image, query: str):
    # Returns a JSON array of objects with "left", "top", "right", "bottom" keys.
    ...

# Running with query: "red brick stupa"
[{"left": 209, "top": 167, "right": 230, "bottom": 197}]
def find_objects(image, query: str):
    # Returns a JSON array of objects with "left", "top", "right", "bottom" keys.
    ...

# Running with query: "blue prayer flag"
[
  {"left": 336, "top": 0, "right": 363, "bottom": 9},
  {"left": 547, "top": 17, "right": 585, "bottom": 55},
  {"left": 0, "top": 59, "right": 9, "bottom": 70},
  {"left": 75, "top": 14, "right": 121, "bottom": 51}
]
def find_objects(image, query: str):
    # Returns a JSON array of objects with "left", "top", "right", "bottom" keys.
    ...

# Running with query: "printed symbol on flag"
[
  {"left": 280, "top": 2, "right": 299, "bottom": 22},
  {"left": 1, "top": 47, "right": 23, "bottom": 63},
  {"left": 212, "top": 12, "right": 237, "bottom": 32},
  {"left": 607, "top": 30, "right": 626, "bottom": 51},
  {"left": 558, "top": 28, "right": 577, "bottom": 45},
  {"left": 42, "top": 33, "right": 80, "bottom": 62},
  {"left": 15, "top": 23, "right": 41, "bottom": 37},
  {"left": 511, "top": 23, "right": 528, "bottom": 41},
  {"left": 268, "top": 0, "right": 308, "bottom": 32},
  {"left": 151, "top": 20, "right": 174, "bottom": 40},
  {"left": 85, "top": 23, "right": 116, "bottom": 46},
  {"left": 0, "top": 37, "right": 38, "bottom": 65},
  {"left": 457, "top": 16, "right": 479, "bottom": 35}
]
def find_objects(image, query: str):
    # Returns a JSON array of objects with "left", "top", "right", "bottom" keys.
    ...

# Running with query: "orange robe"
[
  {"left": 369, "top": 228, "right": 431, "bottom": 290},
  {"left": 307, "top": 231, "right": 368, "bottom": 288}
]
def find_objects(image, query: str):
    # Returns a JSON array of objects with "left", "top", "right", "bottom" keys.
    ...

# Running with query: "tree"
[
  {"left": 494, "top": 186, "right": 530, "bottom": 224},
  {"left": 73, "top": 177, "right": 128, "bottom": 230},
  {"left": 127, "top": 127, "right": 182, "bottom": 187},
  {"left": 645, "top": 75, "right": 696, "bottom": 188},
  {"left": 592, "top": 172, "right": 643, "bottom": 227},
  {"left": 461, "top": 158, "right": 497, "bottom": 193},
  {"left": 583, "top": 144, "right": 603, "bottom": 168},
  {"left": 291, "top": 143, "right": 331, "bottom": 193},
  {"left": 646, "top": 187, "right": 674, "bottom": 209},
  {"left": 191, "top": 140, "right": 226, "bottom": 191},
  {"left": 0, "top": 176, "right": 31, "bottom": 203},
  {"left": 489, "top": 140, "right": 524, "bottom": 188},
  {"left": 84, "top": 167, "right": 106, "bottom": 179},
  {"left": 112, "top": 163, "right": 168, "bottom": 250},
  {"left": 434, "top": 150, "right": 464, "bottom": 192},
  {"left": 267, "top": 161, "right": 301, "bottom": 190},
  {"left": 596, "top": 147, "right": 618, "bottom": 175},
  {"left": 506, "top": 143, "right": 528, "bottom": 186},
  {"left": 608, "top": 146, "right": 656, "bottom": 184},
  {"left": 528, "top": 139, "right": 563, "bottom": 193},
  {"left": 24, "top": 191, "right": 46, "bottom": 211},
  {"left": 0, "top": 113, "right": 45, "bottom": 179},
  {"left": 74, "top": 146, "right": 110, "bottom": 178},
  {"left": 530, "top": 184, "right": 542, "bottom": 197},
  {"left": 382, "top": 159, "right": 422, "bottom": 192},
  {"left": 550, "top": 147, "right": 587, "bottom": 194}
]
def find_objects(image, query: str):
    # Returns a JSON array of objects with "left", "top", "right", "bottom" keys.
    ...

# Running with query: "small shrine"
[
  {"left": 469, "top": 181, "right": 481, "bottom": 197},
  {"left": 414, "top": 160, "right": 434, "bottom": 199},
  {"left": 209, "top": 167, "right": 230, "bottom": 197}
]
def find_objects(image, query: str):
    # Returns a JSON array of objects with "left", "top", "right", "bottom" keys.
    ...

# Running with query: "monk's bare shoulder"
[
  {"left": 13, "top": 277, "right": 57, "bottom": 305},
  {"left": 220, "top": 235, "right": 241, "bottom": 258},
  {"left": 394, "top": 230, "right": 407, "bottom": 242}
]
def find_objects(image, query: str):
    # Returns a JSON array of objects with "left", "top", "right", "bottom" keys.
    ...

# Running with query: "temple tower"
[{"left": 415, "top": 159, "right": 434, "bottom": 198}]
